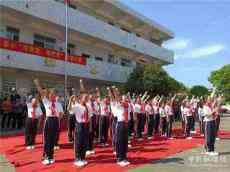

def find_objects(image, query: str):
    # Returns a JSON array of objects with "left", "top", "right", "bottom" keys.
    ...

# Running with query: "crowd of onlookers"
[{"left": 0, "top": 89, "right": 27, "bottom": 130}]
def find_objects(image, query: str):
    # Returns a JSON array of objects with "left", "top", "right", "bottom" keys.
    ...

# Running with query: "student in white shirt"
[
  {"left": 184, "top": 101, "right": 193, "bottom": 139},
  {"left": 203, "top": 97, "right": 218, "bottom": 156},
  {"left": 133, "top": 97, "right": 142, "bottom": 140},
  {"left": 34, "top": 79, "right": 64, "bottom": 165},
  {"left": 159, "top": 101, "right": 167, "bottom": 137},
  {"left": 198, "top": 101, "right": 205, "bottom": 136},
  {"left": 67, "top": 95, "right": 77, "bottom": 143},
  {"left": 72, "top": 79, "right": 90, "bottom": 167},
  {"left": 165, "top": 95, "right": 176, "bottom": 139},
  {"left": 145, "top": 100, "right": 154, "bottom": 139},
  {"left": 25, "top": 97, "right": 43, "bottom": 150}
]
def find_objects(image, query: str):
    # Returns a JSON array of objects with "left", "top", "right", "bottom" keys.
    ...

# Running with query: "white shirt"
[
  {"left": 145, "top": 104, "right": 153, "bottom": 114},
  {"left": 86, "top": 101, "right": 97, "bottom": 117},
  {"left": 27, "top": 103, "right": 43, "bottom": 118},
  {"left": 153, "top": 105, "right": 159, "bottom": 114},
  {"left": 159, "top": 107, "right": 166, "bottom": 117},
  {"left": 100, "top": 101, "right": 111, "bottom": 116},
  {"left": 72, "top": 103, "right": 89, "bottom": 123},
  {"left": 198, "top": 107, "right": 205, "bottom": 121},
  {"left": 134, "top": 103, "right": 141, "bottom": 113},
  {"left": 165, "top": 105, "right": 173, "bottom": 116},
  {"left": 114, "top": 102, "right": 127, "bottom": 122},
  {"left": 183, "top": 107, "right": 192, "bottom": 117},
  {"left": 203, "top": 105, "right": 215, "bottom": 122},
  {"left": 42, "top": 98, "right": 63, "bottom": 117}
]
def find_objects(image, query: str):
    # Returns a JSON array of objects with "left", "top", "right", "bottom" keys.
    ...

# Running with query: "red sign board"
[{"left": 0, "top": 37, "right": 86, "bottom": 65}]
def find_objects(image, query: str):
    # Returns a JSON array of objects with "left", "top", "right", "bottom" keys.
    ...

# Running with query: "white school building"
[{"left": 0, "top": 0, "right": 174, "bottom": 97}]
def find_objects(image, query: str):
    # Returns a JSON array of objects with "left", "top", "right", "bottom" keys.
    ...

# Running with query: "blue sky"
[{"left": 122, "top": 0, "right": 230, "bottom": 88}]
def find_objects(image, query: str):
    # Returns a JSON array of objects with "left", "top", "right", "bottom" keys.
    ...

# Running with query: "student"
[
  {"left": 34, "top": 79, "right": 64, "bottom": 165},
  {"left": 99, "top": 96, "right": 111, "bottom": 147},
  {"left": 203, "top": 97, "right": 218, "bottom": 156},
  {"left": 180, "top": 101, "right": 186, "bottom": 135},
  {"left": 67, "top": 95, "right": 77, "bottom": 143},
  {"left": 145, "top": 100, "right": 154, "bottom": 139},
  {"left": 113, "top": 91, "right": 130, "bottom": 167},
  {"left": 86, "top": 93, "right": 97, "bottom": 155},
  {"left": 72, "top": 79, "right": 89, "bottom": 167},
  {"left": 134, "top": 97, "right": 142, "bottom": 140},
  {"left": 1, "top": 97, "right": 12, "bottom": 129},
  {"left": 25, "top": 97, "right": 43, "bottom": 149},
  {"left": 198, "top": 101, "right": 205, "bottom": 136},
  {"left": 184, "top": 101, "right": 193, "bottom": 139},
  {"left": 215, "top": 95, "right": 223, "bottom": 141},
  {"left": 165, "top": 95, "right": 176, "bottom": 139},
  {"left": 159, "top": 101, "right": 167, "bottom": 137},
  {"left": 152, "top": 97, "right": 160, "bottom": 135}
]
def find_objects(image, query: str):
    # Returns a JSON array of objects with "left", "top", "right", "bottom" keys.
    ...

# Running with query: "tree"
[
  {"left": 125, "top": 64, "right": 187, "bottom": 96},
  {"left": 190, "top": 85, "right": 209, "bottom": 97},
  {"left": 209, "top": 64, "right": 230, "bottom": 102}
]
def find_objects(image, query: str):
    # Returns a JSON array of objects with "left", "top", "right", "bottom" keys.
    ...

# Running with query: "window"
[
  {"left": 54, "top": 0, "right": 76, "bottom": 9},
  {"left": 108, "top": 54, "right": 118, "bottom": 64},
  {"left": 121, "top": 58, "right": 132, "bottom": 67},
  {"left": 108, "top": 22, "right": 115, "bottom": 26},
  {"left": 150, "top": 38, "right": 162, "bottom": 46},
  {"left": 136, "top": 33, "right": 141, "bottom": 37},
  {"left": 82, "top": 53, "right": 91, "bottom": 59},
  {"left": 6, "top": 26, "right": 20, "bottom": 41},
  {"left": 67, "top": 43, "right": 75, "bottom": 55},
  {"left": 95, "top": 56, "right": 103, "bottom": 61},
  {"left": 33, "top": 34, "right": 56, "bottom": 49},
  {"left": 121, "top": 27, "right": 131, "bottom": 33}
]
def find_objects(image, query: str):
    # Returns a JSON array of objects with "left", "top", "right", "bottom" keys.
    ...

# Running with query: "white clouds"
[
  {"left": 163, "top": 38, "right": 190, "bottom": 50},
  {"left": 179, "top": 44, "right": 225, "bottom": 59}
]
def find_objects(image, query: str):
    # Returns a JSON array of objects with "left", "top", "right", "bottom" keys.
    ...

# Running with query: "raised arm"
[{"left": 33, "top": 79, "right": 46, "bottom": 98}]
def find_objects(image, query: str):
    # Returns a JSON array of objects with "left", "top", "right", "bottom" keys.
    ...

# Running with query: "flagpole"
[{"left": 64, "top": 0, "right": 68, "bottom": 111}]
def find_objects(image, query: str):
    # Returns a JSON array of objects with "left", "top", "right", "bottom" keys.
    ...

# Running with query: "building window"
[
  {"left": 54, "top": 0, "right": 76, "bottom": 9},
  {"left": 67, "top": 43, "right": 75, "bottom": 55},
  {"left": 95, "top": 56, "right": 103, "bottom": 61},
  {"left": 121, "top": 58, "right": 132, "bottom": 67},
  {"left": 82, "top": 53, "right": 91, "bottom": 59},
  {"left": 136, "top": 33, "right": 141, "bottom": 37},
  {"left": 6, "top": 26, "right": 20, "bottom": 41},
  {"left": 33, "top": 34, "right": 56, "bottom": 49},
  {"left": 121, "top": 27, "right": 131, "bottom": 33},
  {"left": 108, "top": 54, "right": 118, "bottom": 64},
  {"left": 150, "top": 38, "right": 162, "bottom": 46}
]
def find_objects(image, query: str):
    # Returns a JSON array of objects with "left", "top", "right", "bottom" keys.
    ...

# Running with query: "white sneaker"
[
  {"left": 31, "top": 145, "right": 35, "bottom": 149},
  {"left": 54, "top": 146, "right": 60, "bottom": 150},
  {"left": 26, "top": 146, "right": 31, "bottom": 150},
  {"left": 200, "top": 134, "right": 204, "bottom": 137},
  {"left": 82, "top": 160, "right": 88, "bottom": 165},
  {"left": 128, "top": 144, "right": 132, "bottom": 148},
  {"left": 169, "top": 137, "right": 174, "bottom": 140},
  {"left": 49, "top": 159, "right": 55, "bottom": 164},
  {"left": 138, "top": 138, "right": 143, "bottom": 141},
  {"left": 209, "top": 152, "right": 219, "bottom": 156},
  {"left": 216, "top": 137, "right": 220, "bottom": 141},
  {"left": 74, "top": 160, "right": 85, "bottom": 167},
  {"left": 42, "top": 159, "right": 50, "bottom": 165},
  {"left": 190, "top": 131, "right": 196, "bottom": 134},
  {"left": 90, "top": 150, "right": 95, "bottom": 154},
  {"left": 105, "top": 143, "right": 109, "bottom": 146},
  {"left": 113, "top": 151, "right": 117, "bottom": 155},
  {"left": 128, "top": 140, "right": 131, "bottom": 144},
  {"left": 186, "top": 137, "right": 192, "bottom": 140},
  {"left": 148, "top": 137, "right": 153, "bottom": 140},
  {"left": 86, "top": 151, "right": 91, "bottom": 156},
  {"left": 118, "top": 160, "right": 130, "bottom": 167}
]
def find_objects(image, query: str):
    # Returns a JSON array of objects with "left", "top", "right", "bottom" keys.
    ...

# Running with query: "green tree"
[
  {"left": 209, "top": 64, "right": 230, "bottom": 102},
  {"left": 125, "top": 64, "right": 187, "bottom": 96},
  {"left": 190, "top": 85, "right": 209, "bottom": 97}
]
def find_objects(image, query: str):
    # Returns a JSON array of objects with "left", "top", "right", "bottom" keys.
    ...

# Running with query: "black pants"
[
  {"left": 116, "top": 121, "right": 128, "bottom": 162},
  {"left": 1, "top": 112, "right": 9, "bottom": 129},
  {"left": 136, "top": 113, "right": 142, "bottom": 138},
  {"left": 147, "top": 115, "right": 155, "bottom": 137},
  {"left": 191, "top": 115, "right": 195, "bottom": 131},
  {"left": 199, "top": 116, "right": 205, "bottom": 135},
  {"left": 167, "top": 115, "right": 173, "bottom": 138},
  {"left": 68, "top": 114, "right": 76, "bottom": 142},
  {"left": 95, "top": 115, "right": 100, "bottom": 139},
  {"left": 87, "top": 114, "right": 96, "bottom": 151},
  {"left": 75, "top": 122, "right": 89, "bottom": 161},
  {"left": 154, "top": 113, "right": 160, "bottom": 134},
  {"left": 128, "top": 112, "right": 134, "bottom": 137},
  {"left": 7, "top": 112, "right": 16, "bottom": 129},
  {"left": 55, "top": 119, "right": 60, "bottom": 146},
  {"left": 99, "top": 116, "right": 109, "bottom": 144},
  {"left": 205, "top": 120, "right": 216, "bottom": 152},
  {"left": 43, "top": 117, "right": 59, "bottom": 160},
  {"left": 16, "top": 113, "right": 23, "bottom": 129},
  {"left": 112, "top": 117, "right": 117, "bottom": 151},
  {"left": 215, "top": 115, "right": 220, "bottom": 137},
  {"left": 25, "top": 118, "right": 38, "bottom": 146},
  {"left": 140, "top": 113, "right": 146, "bottom": 132},
  {"left": 186, "top": 116, "right": 193, "bottom": 137},
  {"left": 161, "top": 117, "right": 167, "bottom": 135}
]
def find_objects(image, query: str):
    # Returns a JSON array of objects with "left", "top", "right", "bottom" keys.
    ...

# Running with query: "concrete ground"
[
  {"left": 130, "top": 114, "right": 230, "bottom": 172},
  {"left": 1, "top": 115, "right": 230, "bottom": 172}
]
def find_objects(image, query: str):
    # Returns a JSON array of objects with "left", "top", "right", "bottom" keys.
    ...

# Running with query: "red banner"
[{"left": 0, "top": 37, "right": 86, "bottom": 65}]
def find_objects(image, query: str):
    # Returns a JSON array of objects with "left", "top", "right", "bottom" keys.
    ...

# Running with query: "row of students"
[{"left": 25, "top": 79, "right": 223, "bottom": 167}]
